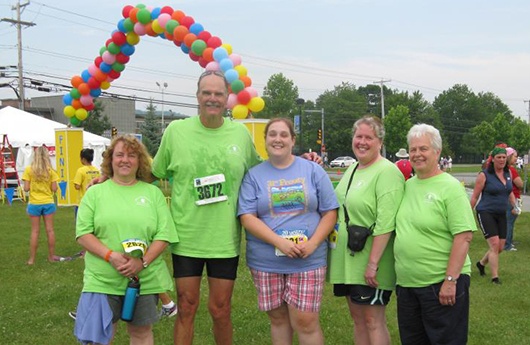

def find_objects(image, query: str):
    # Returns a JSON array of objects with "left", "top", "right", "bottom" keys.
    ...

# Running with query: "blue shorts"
[{"left": 27, "top": 203, "right": 56, "bottom": 216}]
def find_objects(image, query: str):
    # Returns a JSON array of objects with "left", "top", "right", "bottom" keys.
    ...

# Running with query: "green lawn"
[{"left": 1, "top": 201, "right": 529, "bottom": 344}]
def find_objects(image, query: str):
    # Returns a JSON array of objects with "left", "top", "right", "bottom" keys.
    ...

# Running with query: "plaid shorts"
[{"left": 250, "top": 266, "right": 326, "bottom": 313}]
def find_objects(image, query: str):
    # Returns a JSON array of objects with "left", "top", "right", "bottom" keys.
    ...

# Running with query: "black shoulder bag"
[{"left": 343, "top": 163, "right": 375, "bottom": 255}]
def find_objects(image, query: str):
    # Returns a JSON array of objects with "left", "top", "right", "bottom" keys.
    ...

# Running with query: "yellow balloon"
[
  {"left": 232, "top": 104, "right": 248, "bottom": 119},
  {"left": 126, "top": 32, "right": 140, "bottom": 45},
  {"left": 100, "top": 81, "right": 111, "bottom": 90},
  {"left": 152, "top": 20, "right": 164, "bottom": 34},
  {"left": 221, "top": 43, "right": 233, "bottom": 55},
  {"left": 75, "top": 108, "right": 88, "bottom": 121},
  {"left": 63, "top": 105, "right": 76, "bottom": 118},
  {"left": 247, "top": 97, "right": 265, "bottom": 113},
  {"left": 234, "top": 65, "right": 247, "bottom": 77}
]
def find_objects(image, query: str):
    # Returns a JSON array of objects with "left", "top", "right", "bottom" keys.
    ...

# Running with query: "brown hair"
[
  {"left": 264, "top": 118, "right": 296, "bottom": 139},
  {"left": 100, "top": 135, "right": 152, "bottom": 182}
]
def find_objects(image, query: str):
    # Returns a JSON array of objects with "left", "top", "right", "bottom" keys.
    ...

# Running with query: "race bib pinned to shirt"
[
  {"left": 275, "top": 229, "right": 308, "bottom": 256},
  {"left": 121, "top": 238, "right": 147, "bottom": 258},
  {"left": 194, "top": 173, "right": 228, "bottom": 206}
]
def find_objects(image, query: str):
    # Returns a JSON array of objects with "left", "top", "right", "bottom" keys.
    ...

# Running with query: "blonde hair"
[
  {"left": 30, "top": 146, "right": 52, "bottom": 182},
  {"left": 100, "top": 135, "right": 152, "bottom": 182}
]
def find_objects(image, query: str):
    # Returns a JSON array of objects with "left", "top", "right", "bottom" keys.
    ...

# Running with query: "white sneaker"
[{"left": 160, "top": 305, "right": 178, "bottom": 318}]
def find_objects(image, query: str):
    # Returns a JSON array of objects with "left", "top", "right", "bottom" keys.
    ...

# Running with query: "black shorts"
[
  {"left": 172, "top": 254, "right": 239, "bottom": 280},
  {"left": 477, "top": 211, "right": 507, "bottom": 239},
  {"left": 333, "top": 284, "right": 392, "bottom": 306}
]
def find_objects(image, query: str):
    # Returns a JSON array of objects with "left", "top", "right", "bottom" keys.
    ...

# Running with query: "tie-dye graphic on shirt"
[{"left": 268, "top": 178, "right": 306, "bottom": 216}]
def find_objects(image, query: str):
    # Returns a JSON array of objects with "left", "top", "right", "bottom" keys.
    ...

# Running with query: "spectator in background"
[
  {"left": 22, "top": 146, "right": 61, "bottom": 265},
  {"left": 504, "top": 147, "right": 523, "bottom": 251},
  {"left": 471, "top": 146, "right": 517, "bottom": 284},
  {"left": 395, "top": 148, "right": 414, "bottom": 181},
  {"left": 73, "top": 148, "right": 101, "bottom": 218},
  {"left": 238, "top": 118, "right": 338, "bottom": 345},
  {"left": 447, "top": 156, "right": 453, "bottom": 171}
]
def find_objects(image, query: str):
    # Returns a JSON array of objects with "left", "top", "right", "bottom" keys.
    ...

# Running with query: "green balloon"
[
  {"left": 137, "top": 8, "right": 151, "bottom": 24},
  {"left": 231, "top": 80, "right": 245, "bottom": 94},
  {"left": 70, "top": 116, "right": 82, "bottom": 127},
  {"left": 166, "top": 20, "right": 179, "bottom": 34},
  {"left": 123, "top": 18, "right": 134, "bottom": 32},
  {"left": 107, "top": 43, "right": 120, "bottom": 55},
  {"left": 112, "top": 62, "right": 125, "bottom": 72},
  {"left": 99, "top": 46, "right": 107, "bottom": 56},
  {"left": 191, "top": 40, "right": 207, "bottom": 56},
  {"left": 70, "top": 88, "right": 81, "bottom": 99}
]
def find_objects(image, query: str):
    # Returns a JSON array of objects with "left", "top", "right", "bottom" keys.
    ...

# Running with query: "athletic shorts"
[
  {"left": 477, "top": 211, "right": 507, "bottom": 239},
  {"left": 334, "top": 284, "right": 392, "bottom": 306},
  {"left": 27, "top": 203, "right": 56, "bottom": 216},
  {"left": 172, "top": 254, "right": 239, "bottom": 280},
  {"left": 250, "top": 266, "right": 326, "bottom": 313},
  {"left": 107, "top": 294, "right": 159, "bottom": 326}
]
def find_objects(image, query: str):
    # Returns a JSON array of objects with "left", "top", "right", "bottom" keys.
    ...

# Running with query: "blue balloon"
[
  {"left": 90, "top": 88, "right": 102, "bottom": 97},
  {"left": 224, "top": 69, "right": 239, "bottom": 83},
  {"left": 213, "top": 47, "right": 228, "bottom": 62},
  {"left": 151, "top": 7, "right": 161, "bottom": 19},
  {"left": 81, "top": 69, "right": 91, "bottom": 82},
  {"left": 99, "top": 62, "right": 112, "bottom": 73},
  {"left": 190, "top": 23, "right": 204, "bottom": 35},
  {"left": 181, "top": 44, "right": 190, "bottom": 54},
  {"left": 121, "top": 44, "right": 135, "bottom": 56},
  {"left": 62, "top": 93, "right": 73, "bottom": 105},
  {"left": 117, "top": 19, "right": 127, "bottom": 33},
  {"left": 219, "top": 58, "right": 234, "bottom": 72}
]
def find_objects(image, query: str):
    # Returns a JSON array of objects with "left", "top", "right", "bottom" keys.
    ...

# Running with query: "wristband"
[{"left": 104, "top": 250, "right": 113, "bottom": 262}]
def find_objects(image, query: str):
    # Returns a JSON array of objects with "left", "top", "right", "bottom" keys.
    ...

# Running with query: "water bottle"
[{"left": 121, "top": 276, "right": 140, "bottom": 322}]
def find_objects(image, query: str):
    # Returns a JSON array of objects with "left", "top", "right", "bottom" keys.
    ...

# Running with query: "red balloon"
[
  {"left": 197, "top": 30, "right": 212, "bottom": 42},
  {"left": 198, "top": 57, "right": 208, "bottom": 68},
  {"left": 173, "top": 39, "right": 182, "bottom": 47},
  {"left": 87, "top": 77, "right": 101, "bottom": 89},
  {"left": 189, "top": 51, "right": 200, "bottom": 62},
  {"left": 160, "top": 6, "right": 174, "bottom": 15},
  {"left": 105, "top": 38, "right": 113, "bottom": 47},
  {"left": 112, "top": 31, "right": 127, "bottom": 46},
  {"left": 207, "top": 36, "right": 222, "bottom": 49},
  {"left": 115, "top": 53, "right": 129, "bottom": 64},
  {"left": 85, "top": 103, "right": 95, "bottom": 111},
  {"left": 122, "top": 5, "right": 134, "bottom": 19},
  {"left": 237, "top": 90, "right": 251, "bottom": 105},
  {"left": 164, "top": 32, "right": 174, "bottom": 41},
  {"left": 180, "top": 16, "right": 195, "bottom": 29},
  {"left": 94, "top": 56, "right": 103, "bottom": 67}
]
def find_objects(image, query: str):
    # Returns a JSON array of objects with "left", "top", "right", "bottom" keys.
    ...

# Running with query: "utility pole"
[
  {"left": 1, "top": 1, "right": 35, "bottom": 111},
  {"left": 374, "top": 78, "right": 391, "bottom": 158},
  {"left": 524, "top": 100, "right": 530, "bottom": 123}
]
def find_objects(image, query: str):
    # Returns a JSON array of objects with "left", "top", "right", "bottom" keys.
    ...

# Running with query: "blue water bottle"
[{"left": 121, "top": 276, "right": 140, "bottom": 321}]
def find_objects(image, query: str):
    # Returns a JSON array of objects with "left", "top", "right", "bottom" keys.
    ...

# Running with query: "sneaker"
[
  {"left": 68, "top": 311, "right": 77, "bottom": 320},
  {"left": 476, "top": 261, "right": 486, "bottom": 276},
  {"left": 491, "top": 277, "right": 502, "bottom": 285},
  {"left": 160, "top": 305, "right": 178, "bottom": 318},
  {"left": 507, "top": 247, "right": 517, "bottom": 252}
]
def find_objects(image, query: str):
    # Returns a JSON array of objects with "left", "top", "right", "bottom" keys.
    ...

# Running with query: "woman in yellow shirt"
[
  {"left": 22, "top": 146, "right": 60, "bottom": 265},
  {"left": 73, "top": 148, "right": 100, "bottom": 217}
]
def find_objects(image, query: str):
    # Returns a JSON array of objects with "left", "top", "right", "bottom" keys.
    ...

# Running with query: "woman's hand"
[
  {"left": 115, "top": 255, "right": 143, "bottom": 278},
  {"left": 276, "top": 238, "right": 302, "bottom": 258},
  {"left": 364, "top": 263, "right": 379, "bottom": 287},
  {"left": 296, "top": 240, "right": 318, "bottom": 259},
  {"left": 438, "top": 281, "right": 457, "bottom": 306}
]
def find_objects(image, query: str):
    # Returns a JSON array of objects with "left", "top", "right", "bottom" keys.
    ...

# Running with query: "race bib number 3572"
[{"left": 194, "top": 173, "right": 228, "bottom": 206}]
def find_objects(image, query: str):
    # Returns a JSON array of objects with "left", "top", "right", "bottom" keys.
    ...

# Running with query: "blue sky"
[{"left": 1, "top": 0, "right": 529, "bottom": 119}]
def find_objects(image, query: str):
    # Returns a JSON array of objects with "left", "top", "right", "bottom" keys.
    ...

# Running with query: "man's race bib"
[
  {"left": 275, "top": 229, "right": 308, "bottom": 256},
  {"left": 121, "top": 238, "right": 147, "bottom": 258},
  {"left": 194, "top": 174, "right": 228, "bottom": 206}
]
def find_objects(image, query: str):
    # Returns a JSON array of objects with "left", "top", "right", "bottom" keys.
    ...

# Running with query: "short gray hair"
[
  {"left": 353, "top": 115, "right": 385, "bottom": 141},
  {"left": 407, "top": 124, "right": 442, "bottom": 151}
]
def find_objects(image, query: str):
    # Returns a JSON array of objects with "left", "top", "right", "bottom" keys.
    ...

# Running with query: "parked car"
[{"left": 330, "top": 156, "right": 356, "bottom": 168}]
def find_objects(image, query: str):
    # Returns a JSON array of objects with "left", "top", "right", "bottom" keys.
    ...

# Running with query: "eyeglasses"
[{"left": 197, "top": 70, "right": 229, "bottom": 89}]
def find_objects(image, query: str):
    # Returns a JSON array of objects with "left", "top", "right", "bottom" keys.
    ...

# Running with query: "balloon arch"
[{"left": 63, "top": 4, "right": 265, "bottom": 126}]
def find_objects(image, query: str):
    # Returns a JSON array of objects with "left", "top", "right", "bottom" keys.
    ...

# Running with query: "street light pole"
[
  {"left": 296, "top": 98, "right": 305, "bottom": 154},
  {"left": 374, "top": 79, "right": 391, "bottom": 158},
  {"left": 305, "top": 108, "right": 325, "bottom": 153},
  {"left": 156, "top": 81, "right": 168, "bottom": 131}
]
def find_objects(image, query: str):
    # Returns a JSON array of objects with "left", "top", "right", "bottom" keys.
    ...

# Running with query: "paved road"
[{"left": 328, "top": 171, "right": 530, "bottom": 212}]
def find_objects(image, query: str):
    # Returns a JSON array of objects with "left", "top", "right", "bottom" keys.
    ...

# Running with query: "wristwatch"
[
  {"left": 445, "top": 275, "right": 457, "bottom": 283},
  {"left": 142, "top": 258, "right": 149, "bottom": 269}
]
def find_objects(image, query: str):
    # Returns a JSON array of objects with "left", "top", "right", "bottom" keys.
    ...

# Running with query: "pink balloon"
[
  {"left": 205, "top": 61, "right": 220, "bottom": 71},
  {"left": 134, "top": 22, "right": 147, "bottom": 36},
  {"left": 245, "top": 87, "right": 258, "bottom": 98},
  {"left": 227, "top": 93, "right": 238, "bottom": 109},
  {"left": 80, "top": 94, "right": 93, "bottom": 106},
  {"left": 229, "top": 53, "right": 242, "bottom": 66},
  {"left": 157, "top": 13, "right": 171, "bottom": 28},
  {"left": 102, "top": 51, "right": 116, "bottom": 65},
  {"left": 88, "top": 64, "right": 99, "bottom": 76}
]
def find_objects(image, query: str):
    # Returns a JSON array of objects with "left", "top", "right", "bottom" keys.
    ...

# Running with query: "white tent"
[{"left": 0, "top": 106, "right": 110, "bottom": 171}]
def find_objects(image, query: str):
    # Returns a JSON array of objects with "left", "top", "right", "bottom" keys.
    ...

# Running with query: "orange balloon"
[
  {"left": 202, "top": 47, "right": 214, "bottom": 62},
  {"left": 145, "top": 23, "right": 157, "bottom": 37},
  {"left": 183, "top": 33, "right": 197, "bottom": 48},
  {"left": 71, "top": 99, "right": 82, "bottom": 109},
  {"left": 173, "top": 26, "right": 189, "bottom": 42},
  {"left": 172, "top": 10, "right": 185, "bottom": 23},
  {"left": 240, "top": 75, "right": 252, "bottom": 87},
  {"left": 129, "top": 7, "right": 139, "bottom": 23},
  {"left": 71, "top": 75, "right": 83, "bottom": 88},
  {"left": 78, "top": 83, "right": 90, "bottom": 95},
  {"left": 164, "top": 32, "right": 174, "bottom": 41},
  {"left": 94, "top": 69, "right": 108, "bottom": 82}
]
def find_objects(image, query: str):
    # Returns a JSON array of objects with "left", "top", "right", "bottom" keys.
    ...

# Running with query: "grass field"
[{"left": 1, "top": 199, "right": 530, "bottom": 344}]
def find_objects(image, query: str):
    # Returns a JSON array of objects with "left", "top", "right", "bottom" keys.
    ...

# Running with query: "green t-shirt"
[
  {"left": 327, "top": 159, "right": 404, "bottom": 290},
  {"left": 394, "top": 173, "right": 477, "bottom": 287},
  {"left": 152, "top": 116, "right": 262, "bottom": 258},
  {"left": 76, "top": 180, "right": 179, "bottom": 295}
]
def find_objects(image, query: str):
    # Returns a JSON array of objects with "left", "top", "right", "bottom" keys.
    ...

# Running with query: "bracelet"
[{"left": 104, "top": 250, "right": 113, "bottom": 262}]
